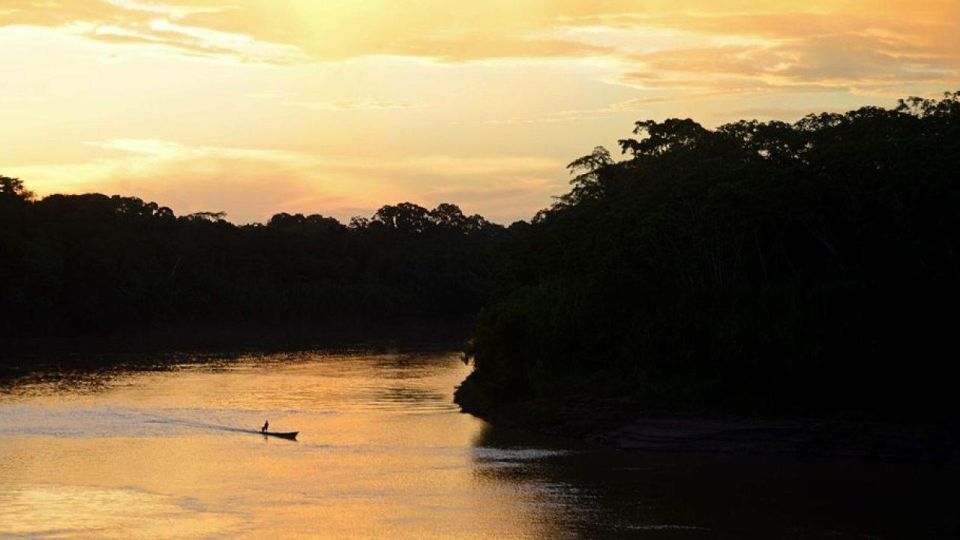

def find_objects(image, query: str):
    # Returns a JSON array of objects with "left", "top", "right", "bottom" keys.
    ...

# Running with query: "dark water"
[{"left": 0, "top": 350, "right": 955, "bottom": 538}]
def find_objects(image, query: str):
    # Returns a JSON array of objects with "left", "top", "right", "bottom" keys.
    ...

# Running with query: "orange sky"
[{"left": 2, "top": 0, "right": 958, "bottom": 223}]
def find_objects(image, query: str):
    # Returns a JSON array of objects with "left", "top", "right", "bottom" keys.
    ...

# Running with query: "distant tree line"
[
  {"left": 0, "top": 176, "right": 504, "bottom": 335},
  {"left": 464, "top": 92, "right": 960, "bottom": 416}
]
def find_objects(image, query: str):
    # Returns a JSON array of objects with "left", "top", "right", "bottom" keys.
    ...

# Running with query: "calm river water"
[{"left": 0, "top": 349, "right": 955, "bottom": 539}]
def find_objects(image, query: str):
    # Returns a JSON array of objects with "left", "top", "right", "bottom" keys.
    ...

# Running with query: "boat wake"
[
  {"left": 0, "top": 405, "right": 303, "bottom": 440},
  {"left": 142, "top": 413, "right": 298, "bottom": 439}
]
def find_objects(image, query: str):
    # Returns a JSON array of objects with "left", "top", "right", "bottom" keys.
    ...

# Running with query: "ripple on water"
[
  {"left": 0, "top": 485, "right": 241, "bottom": 538},
  {"left": 471, "top": 446, "right": 571, "bottom": 462},
  {"left": 0, "top": 405, "right": 336, "bottom": 439}
]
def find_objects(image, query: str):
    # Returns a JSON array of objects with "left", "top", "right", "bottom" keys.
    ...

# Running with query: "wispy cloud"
[
  {"left": 2, "top": 0, "right": 306, "bottom": 64},
  {"left": 292, "top": 100, "right": 421, "bottom": 111},
  {"left": 8, "top": 139, "right": 564, "bottom": 224},
  {"left": 104, "top": 0, "right": 227, "bottom": 19},
  {"left": 2, "top": 1, "right": 957, "bottom": 92},
  {"left": 484, "top": 96, "right": 700, "bottom": 125}
]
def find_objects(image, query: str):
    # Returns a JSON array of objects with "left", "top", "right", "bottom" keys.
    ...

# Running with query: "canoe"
[{"left": 263, "top": 431, "right": 299, "bottom": 440}]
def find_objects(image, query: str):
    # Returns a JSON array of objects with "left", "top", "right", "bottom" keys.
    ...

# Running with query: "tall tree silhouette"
[{"left": 463, "top": 91, "right": 960, "bottom": 416}]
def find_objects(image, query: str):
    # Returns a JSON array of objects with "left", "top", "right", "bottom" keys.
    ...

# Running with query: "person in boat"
[{"left": 261, "top": 420, "right": 269, "bottom": 433}]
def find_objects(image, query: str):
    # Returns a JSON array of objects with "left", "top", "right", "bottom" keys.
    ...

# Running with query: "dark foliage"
[
  {"left": 466, "top": 92, "right": 960, "bottom": 417},
  {"left": 4, "top": 91, "right": 959, "bottom": 418},
  {"left": 0, "top": 187, "right": 504, "bottom": 335}
]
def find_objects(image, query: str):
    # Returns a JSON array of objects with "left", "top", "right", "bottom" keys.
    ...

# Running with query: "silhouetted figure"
[{"left": 261, "top": 420, "right": 269, "bottom": 433}]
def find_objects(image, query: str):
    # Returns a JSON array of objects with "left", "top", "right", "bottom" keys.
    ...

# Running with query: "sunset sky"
[{"left": 2, "top": 1, "right": 958, "bottom": 223}]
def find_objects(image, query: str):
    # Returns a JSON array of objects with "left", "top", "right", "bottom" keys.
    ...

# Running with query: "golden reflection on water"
[
  {"left": 0, "top": 352, "right": 564, "bottom": 539},
  {"left": 0, "top": 485, "right": 238, "bottom": 539},
  {"left": 1, "top": 351, "right": 956, "bottom": 539}
]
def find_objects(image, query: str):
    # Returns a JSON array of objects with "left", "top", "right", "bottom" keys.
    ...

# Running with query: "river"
[{"left": 0, "top": 349, "right": 955, "bottom": 538}]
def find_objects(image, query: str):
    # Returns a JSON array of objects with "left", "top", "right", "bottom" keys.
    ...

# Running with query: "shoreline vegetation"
[
  {"left": 453, "top": 92, "right": 959, "bottom": 459},
  {"left": 3, "top": 92, "right": 959, "bottom": 458}
]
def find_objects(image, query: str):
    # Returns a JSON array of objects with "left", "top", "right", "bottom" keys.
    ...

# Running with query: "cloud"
[
  {"left": 9, "top": 139, "right": 565, "bottom": 224},
  {"left": 727, "top": 106, "right": 847, "bottom": 121},
  {"left": 2, "top": 1, "right": 957, "bottom": 95},
  {"left": 6, "top": 2, "right": 958, "bottom": 98},
  {"left": 10, "top": 139, "right": 326, "bottom": 222},
  {"left": 292, "top": 99, "right": 420, "bottom": 112},
  {"left": 103, "top": 0, "right": 226, "bottom": 20},
  {"left": 485, "top": 105, "right": 628, "bottom": 125},
  {"left": 483, "top": 93, "right": 773, "bottom": 125},
  {"left": 1, "top": 0, "right": 306, "bottom": 64}
]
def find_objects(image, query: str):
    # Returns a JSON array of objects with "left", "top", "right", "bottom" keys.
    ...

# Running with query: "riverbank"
[{"left": 454, "top": 374, "right": 958, "bottom": 462}]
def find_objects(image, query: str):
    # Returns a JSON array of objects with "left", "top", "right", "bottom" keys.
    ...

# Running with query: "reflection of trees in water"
[
  {"left": 370, "top": 385, "right": 447, "bottom": 407},
  {"left": 0, "top": 350, "right": 464, "bottom": 414},
  {"left": 0, "top": 370, "right": 118, "bottom": 398},
  {"left": 0, "top": 350, "right": 248, "bottom": 397},
  {"left": 469, "top": 423, "right": 959, "bottom": 539},
  {"left": 369, "top": 353, "right": 460, "bottom": 379},
  {"left": 0, "top": 349, "right": 458, "bottom": 393},
  {"left": 469, "top": 423, "right": 642, "bottom": 539}
]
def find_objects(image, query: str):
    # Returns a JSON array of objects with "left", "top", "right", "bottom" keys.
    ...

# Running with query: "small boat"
[{"left": 262, "top": 431, "right": 299, "bottom": 440}]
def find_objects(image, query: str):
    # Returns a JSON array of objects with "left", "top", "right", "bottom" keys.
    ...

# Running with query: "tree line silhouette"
[
  {"left": 3, "top": 91, "right": 958, "bottom": 415},
  {"left": 462, "top": 92, "right": 960, "bottom": 416},
  {"left": 0, "top": 178, "right": 504, "bottom": 335}
]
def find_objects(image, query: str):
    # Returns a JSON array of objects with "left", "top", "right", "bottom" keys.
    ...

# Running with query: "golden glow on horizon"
[{"left": 1, "top": 0, "right": 958, "bottom": 223}]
